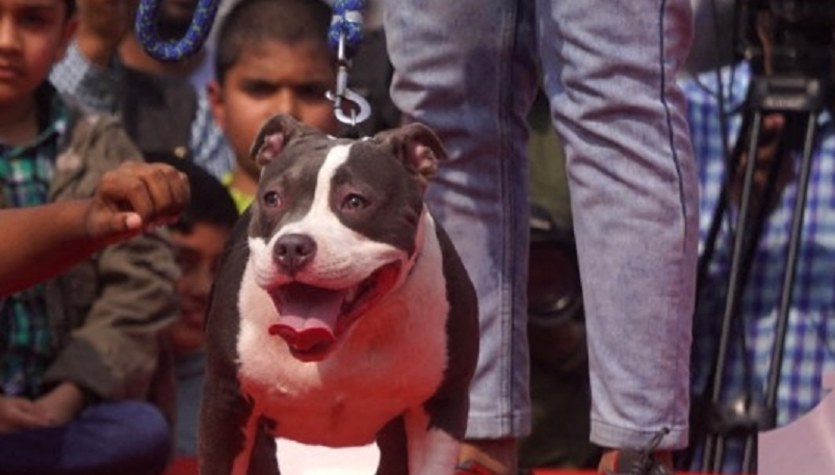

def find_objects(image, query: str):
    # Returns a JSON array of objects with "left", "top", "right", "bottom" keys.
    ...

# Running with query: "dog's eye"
[
  {"left": 263, "top": 191, "right": 282, "bottom": 208},
  {"left": 342, "top": 194, "right": 368, "bottom": 210}
]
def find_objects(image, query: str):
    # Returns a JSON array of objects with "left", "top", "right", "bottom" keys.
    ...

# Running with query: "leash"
[
  {"left": 325, "top": 0, "right": 372, "bottom": 127},
  {"left": 134, "top": 0, "right": 372, "bottom": 128},
  {"left": 135, "top": 0, "right": 221, "bottom": 61}
]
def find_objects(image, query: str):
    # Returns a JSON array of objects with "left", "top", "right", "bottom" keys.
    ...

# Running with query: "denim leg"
[
  {"left": 535, "top": 0, "right": 699, "bottom": 450},
  {"left": 0, "top": 401, "right": 171, "bottom": 475},
  {"left": 384, "top": 0, "right": 540, "bottom": 439}
]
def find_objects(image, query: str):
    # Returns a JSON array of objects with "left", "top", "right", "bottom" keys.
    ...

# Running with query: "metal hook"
[
  {"left": 326, "top": 32, "right": 372, "bottom": 127},
  {"left": 329, "top": 87, "right": 372, "bottom": 127}
]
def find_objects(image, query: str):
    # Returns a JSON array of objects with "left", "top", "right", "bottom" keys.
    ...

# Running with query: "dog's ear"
[
  {"left": 249, "top": 114, "right": 316, "bottom": 168},
  {"left": 373, "top": 123, "right": 448, "bottom": 191}
]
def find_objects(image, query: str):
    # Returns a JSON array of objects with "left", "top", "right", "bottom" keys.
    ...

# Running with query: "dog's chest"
[{"left": 235, "top": 237, "right": 450, "bottom": 446}]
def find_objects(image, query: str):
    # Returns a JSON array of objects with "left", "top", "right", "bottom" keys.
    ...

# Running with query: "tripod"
[
  {"left": 687, "top": 3, "right": 835, "bottom": 473},
  {"left": 695, "top": 70, "right": 832, "bottom": 474}
]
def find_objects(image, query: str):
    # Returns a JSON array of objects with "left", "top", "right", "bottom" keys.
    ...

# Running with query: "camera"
[{"left": 739, "top": 0, "right": 835, "bottom": 77}]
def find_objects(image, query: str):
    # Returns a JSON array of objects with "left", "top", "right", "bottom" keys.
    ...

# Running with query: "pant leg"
[
  {"left": 535, "top": 0, "right": 698, "bottom": 450},
  {"left": 0, "top": 401, "right": 171, "bottom": 475},
  {"left": 383, "top": 0, "right": 539, "bottom": 439}
]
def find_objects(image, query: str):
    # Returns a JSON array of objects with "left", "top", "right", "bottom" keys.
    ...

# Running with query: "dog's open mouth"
[{"left": 267, "top": 261, "right": 401, "bottom": 361}]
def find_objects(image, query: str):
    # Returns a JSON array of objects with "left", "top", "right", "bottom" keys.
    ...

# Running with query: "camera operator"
[
  {"left": 518, "top": 204, "right": 599, "bottom": 471},
  {"left": 679, "top": 1, "right": 835, "bottom": 472}
]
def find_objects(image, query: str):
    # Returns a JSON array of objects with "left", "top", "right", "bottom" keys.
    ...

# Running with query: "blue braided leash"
[{"left": 135, "top": 0, "right": 221, "bottom": 61}]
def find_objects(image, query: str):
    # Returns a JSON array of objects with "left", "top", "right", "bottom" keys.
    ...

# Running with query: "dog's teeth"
[{"left": 345, "top": 287, "right": 357, "bottom": 304}]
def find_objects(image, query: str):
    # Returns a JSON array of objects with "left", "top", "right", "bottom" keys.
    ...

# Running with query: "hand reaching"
[
  {"left": 0, "top": 160, "right": 189, "bottom": 296},
  {"left": 85, "top": 160, "right": 191, "bottom": 245},
  {"left": 75, "top": 0, "right": 141, "bottom": 66}
]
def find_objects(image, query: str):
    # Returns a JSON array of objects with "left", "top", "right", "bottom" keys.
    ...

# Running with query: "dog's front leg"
[
  {"left": 198, "top": 375, "right": 258, "bottom": 475},
  {"left": 403, "top": 407, "right": 461, "bottom": 475},
  {"left": 228, "top": 411, "right": 280, "bottom": 475},
  {"left": 376, "top": 417, "right": 408, "bottom": 475}
]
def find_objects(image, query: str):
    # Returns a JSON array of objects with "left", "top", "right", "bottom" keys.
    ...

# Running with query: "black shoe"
[{"left": 604, "top": 428, "right": 673, "bottom": 475}]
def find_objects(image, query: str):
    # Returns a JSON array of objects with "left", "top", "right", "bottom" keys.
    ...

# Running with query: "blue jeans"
[
  {"left": 384, "top": 0, "right": 698, "bottom": 450},
  {"left": 0, "top": 401, "right": 171, "bottom": 475}
]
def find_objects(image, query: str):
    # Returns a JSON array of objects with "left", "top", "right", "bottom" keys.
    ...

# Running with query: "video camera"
[{"left": 739, "top": 0, "right": 835, "bottom": 78}]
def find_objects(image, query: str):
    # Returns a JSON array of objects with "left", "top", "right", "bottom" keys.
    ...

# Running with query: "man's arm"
[{"left": 0, "top": 161, "right": 189, "bottom": 297}]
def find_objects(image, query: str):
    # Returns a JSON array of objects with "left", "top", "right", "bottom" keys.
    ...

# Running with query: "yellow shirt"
[{"left": 222, "top": 172, "right": 254, "bottom": 214}]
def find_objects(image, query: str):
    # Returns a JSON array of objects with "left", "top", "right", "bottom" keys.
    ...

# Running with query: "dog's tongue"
[{"left": 268, "top": 283, "right": 345, "bottom": 352}]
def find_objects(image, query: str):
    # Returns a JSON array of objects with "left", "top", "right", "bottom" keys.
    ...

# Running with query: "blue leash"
[
  {"left": 328, "top": 0, "right": 366, "bottom": 56},
  {"left": 135, "top": 0, "right": 371, "bottom": 126}
]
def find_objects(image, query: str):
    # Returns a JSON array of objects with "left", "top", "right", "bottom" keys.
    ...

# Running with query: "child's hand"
[
  {"left": 86, "top": 161, "right": 190, "bottom": 244},
  {"left": 75, "top": 0, "right": 139, "bottom": 66},
  {"left": 0, "top": 396, "right": 52, "bottom": 434},
  {"left": 33, "top": 382, "right": 87, "bottom": 428}
]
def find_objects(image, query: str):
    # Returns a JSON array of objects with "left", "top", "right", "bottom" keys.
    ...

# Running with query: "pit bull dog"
[{"left": 198, "top": 114, "right": 479, "bottom": 475}]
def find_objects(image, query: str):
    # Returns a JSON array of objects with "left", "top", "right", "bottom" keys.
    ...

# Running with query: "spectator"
[
  {"left": 206, "top": 0, "right": 341, "bottom": 213},
  {"left": 147, "top": 152, "right": 238, "bottom": 457},
  {"left": 0, "top": 1, "right": 179, "bottom": 473},
  {"left": 50, "top": 0, "right": 225, "bottom": 167},
  {"left": 680, "top": 8, "right": 835, "bottom": 472},
  {"left": 519, "top": 204, "right": 598, "bottom": 471}
]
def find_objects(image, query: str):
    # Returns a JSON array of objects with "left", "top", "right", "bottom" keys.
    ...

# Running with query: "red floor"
[{"left": 162, "top": 457, "right": 720, "bottom": 475}]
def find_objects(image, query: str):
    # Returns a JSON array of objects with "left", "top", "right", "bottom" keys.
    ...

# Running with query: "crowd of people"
[{"left": 1, "top": 0, "right": 833, "bottom": 474}]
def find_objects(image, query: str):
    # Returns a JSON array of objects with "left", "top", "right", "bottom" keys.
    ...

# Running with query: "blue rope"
[
  {"left": 135, "top": 0, "right": 221, "bottom": 61},
  {"left": 327, "top": 0, "right": 366, "bottom": 57}
]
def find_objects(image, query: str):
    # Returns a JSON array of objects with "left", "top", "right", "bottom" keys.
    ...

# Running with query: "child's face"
[
  {"left": 165, "top": 221, "right": 232, "bottom": 355},
  {"left": 208, "top": 38, "right": 339, "bottom": 181},
  {"left": 0, "top": 0, "right": 76, "bottom": 104}
]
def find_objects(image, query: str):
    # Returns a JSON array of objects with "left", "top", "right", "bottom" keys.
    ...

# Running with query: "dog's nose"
[{"left": 274, "top": 234, "right": 317, "bottom": 273}]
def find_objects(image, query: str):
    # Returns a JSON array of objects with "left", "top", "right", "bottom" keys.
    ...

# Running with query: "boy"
[
  {"left": 0, "top": 1, "right": 179, "bottom": 474},
  {"left": 146, "top": 151, "right": 238, "bottom": 457},
  {"left": 207, "top": 0, "right": 341, "bottom": 213}
]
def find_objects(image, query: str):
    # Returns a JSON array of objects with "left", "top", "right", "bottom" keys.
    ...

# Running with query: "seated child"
[
  {"left": 146, "top": 152, "right": 238, "bottom": 457},
  {"left": 0, "top": 2, "right": 179, "bottom": 474}
]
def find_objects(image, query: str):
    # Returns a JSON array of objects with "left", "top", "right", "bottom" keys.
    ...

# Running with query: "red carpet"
[{"left": 162, "top": 458, "right": 724, "bottom": 475}]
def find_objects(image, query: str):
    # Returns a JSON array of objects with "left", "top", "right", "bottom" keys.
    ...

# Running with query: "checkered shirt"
[
  {"left": 0, "top": 86, "right": 67, "bottom": 397},
  {"left": 682, "top": 62, "right": 835, "bottom": 470}
]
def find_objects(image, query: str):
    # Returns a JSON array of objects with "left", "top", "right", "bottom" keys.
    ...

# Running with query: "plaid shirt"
[
  {"left": 683, "top": 63, "right": 835, "bottom": 470},
  {"left": 0, "top": 85, "right": 67, "bottom": 397},
  {"left": 50, "top": 42, "right": 234, "bottom": 179}
]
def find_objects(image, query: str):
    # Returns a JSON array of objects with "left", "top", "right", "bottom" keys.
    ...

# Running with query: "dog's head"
[{"left": 245, "top": 114, "right": 447, "bottom": 362}]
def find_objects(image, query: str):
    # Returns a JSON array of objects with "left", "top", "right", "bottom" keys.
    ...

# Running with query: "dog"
[{"left": 198, "top": 114, "right": 479, "bottom": 475}]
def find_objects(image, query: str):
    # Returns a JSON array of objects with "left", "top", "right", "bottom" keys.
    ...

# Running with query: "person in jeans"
[{"left": 383, "top": 1, "right": 699, "bottom": 473}]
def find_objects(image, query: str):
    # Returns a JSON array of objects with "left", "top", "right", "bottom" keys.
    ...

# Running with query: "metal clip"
[{"left": 326, "top": 33, "right": 371, "bottom": 127}]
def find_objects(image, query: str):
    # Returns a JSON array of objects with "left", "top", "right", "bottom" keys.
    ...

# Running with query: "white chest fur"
[{"left": 235, "top": 217, "right": 450, "bottom": 447}]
